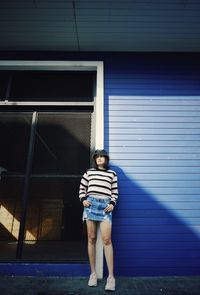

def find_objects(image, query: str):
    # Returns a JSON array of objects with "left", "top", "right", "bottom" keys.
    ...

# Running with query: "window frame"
[{"left": 0, "top": 60, "right": 104, "bottom": 278}]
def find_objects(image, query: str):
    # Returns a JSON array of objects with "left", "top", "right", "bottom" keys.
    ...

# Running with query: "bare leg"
[
  {"left": 86, "top": 220, "right": 97, "bottom": 274},
  {"left": 100, "top": 220, "right": 114, "bottom": 277}
]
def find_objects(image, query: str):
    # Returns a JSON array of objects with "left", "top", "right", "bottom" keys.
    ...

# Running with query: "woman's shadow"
[{"left": 106, "top": 164, "right": 200, "bottom": 277}]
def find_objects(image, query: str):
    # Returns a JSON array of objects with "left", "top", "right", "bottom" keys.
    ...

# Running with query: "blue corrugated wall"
[
  {"left": 1, "top": 52, "right": 200, "bottom": 277},
  {"left": 104, "top": 53, "right": 200, "bottom": 276}
]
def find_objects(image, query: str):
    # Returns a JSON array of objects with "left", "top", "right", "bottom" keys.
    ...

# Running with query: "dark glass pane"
[
  {"left": 8, "top": 71, "right": 95, "bottom": 102},
  {"left": 23, "top": 112, "right": 91, "bottom": 261},
  {"left": 0, "top": 72, "right": 10, "bottom": 100},
  {"left": 0, "top": 176, "right": 24, "bottom": 260},
  {"left": 32, "top": 112, "right": 91, "bottom": 174},
  {"left": 0, "top": 112, "right": 31, "bottom": 260},
  {"left": 22, "top": 174, "right": 87, "bottom": 261},
  {"left": 0, "top": 113, "right": 32, "bottom": 173},
  {"left": 0, "top": 110, "right": 91, "bottom": 262}
]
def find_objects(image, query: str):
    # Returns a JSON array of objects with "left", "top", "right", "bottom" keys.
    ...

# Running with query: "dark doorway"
[{"left": 0, "top": 111, "right": 91, "bottom": 262}]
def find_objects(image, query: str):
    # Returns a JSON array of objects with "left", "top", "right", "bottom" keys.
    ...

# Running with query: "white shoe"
[
  {"left": 105, "top": 276, "right": 116, "bottom": 291},
  {"left": 88, "top": 272, "right": 97, "bottom": 287}
]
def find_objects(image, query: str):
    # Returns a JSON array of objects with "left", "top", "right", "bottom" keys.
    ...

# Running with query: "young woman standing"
[{"left": 79, "top": 149, "right": 118, "bottom": 291}]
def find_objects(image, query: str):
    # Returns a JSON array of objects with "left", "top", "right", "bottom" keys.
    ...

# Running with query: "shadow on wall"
[{"left": 108, "top": 164, "right": 200, "bottom": 277}]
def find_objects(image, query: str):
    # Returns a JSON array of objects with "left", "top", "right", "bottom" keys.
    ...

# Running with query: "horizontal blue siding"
[{"left": 104, "top": 54, "right": 200, "bottom": 276}]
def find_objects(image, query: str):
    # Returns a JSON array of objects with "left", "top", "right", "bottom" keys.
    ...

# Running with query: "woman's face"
[{"left": 95, "top": 155, "right": 106, "bottom": 168}]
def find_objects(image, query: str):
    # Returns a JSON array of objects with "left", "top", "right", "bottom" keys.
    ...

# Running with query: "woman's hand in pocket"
[
  {"left": 83, "top": 200, "right": 91, "bottom": 207},
  {"left": 104, "top": 204, "right": 114, "bottom": 212}
]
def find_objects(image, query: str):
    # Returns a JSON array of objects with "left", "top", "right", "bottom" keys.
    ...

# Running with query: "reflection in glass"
[{"left": 23, "top": 178, "right": 87, "bottom": 261}]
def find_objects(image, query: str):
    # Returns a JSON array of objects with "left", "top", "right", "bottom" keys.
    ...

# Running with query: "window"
[
  {"left": 0, "top": 60, "right": 103, "bottom": 276},
  {"left": 0, "top": 70, "right": 95, "bottom": 102}
]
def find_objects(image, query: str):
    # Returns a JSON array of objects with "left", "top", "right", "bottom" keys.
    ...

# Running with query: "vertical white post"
[
  {"left": 95, "top": 62, "right": 104, "bottom": 279},
  {"left": 95, "top": 62, "right": 104, "bottom": 149}
]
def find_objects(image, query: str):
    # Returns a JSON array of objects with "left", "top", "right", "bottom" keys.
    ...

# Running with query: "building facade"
[{"left": 0, "top": 52, "right": 200, "bottom": 276}]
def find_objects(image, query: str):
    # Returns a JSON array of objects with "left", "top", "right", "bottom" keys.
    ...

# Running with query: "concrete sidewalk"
[{"left": 0, "top": 276, "right": 199, "bottom": 295}]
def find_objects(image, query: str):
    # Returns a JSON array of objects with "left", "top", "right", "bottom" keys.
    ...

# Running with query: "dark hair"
[{"left": 92, "top": 150, "right": 109, "bottom": 170}]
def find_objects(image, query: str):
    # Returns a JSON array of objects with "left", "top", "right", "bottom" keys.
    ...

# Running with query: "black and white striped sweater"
[{"left": 79, "top": 168, "right": 119, "bottom": 206}]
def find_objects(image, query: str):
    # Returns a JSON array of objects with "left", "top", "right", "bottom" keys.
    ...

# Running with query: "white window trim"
[{"left": 0, "top": 60, "right": 104, "bottom": 278}]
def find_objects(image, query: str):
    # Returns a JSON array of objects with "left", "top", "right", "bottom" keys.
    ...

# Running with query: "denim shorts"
[{"left": 82, "top": 196, "right": 112, "bottom": 223}]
